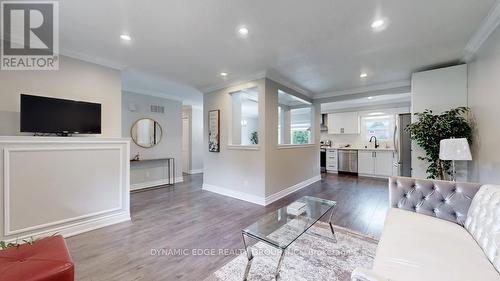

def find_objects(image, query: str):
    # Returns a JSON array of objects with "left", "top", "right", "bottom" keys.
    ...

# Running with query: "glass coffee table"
[{"left": 241, "top": 196, "right": 337, "bottom": 280}]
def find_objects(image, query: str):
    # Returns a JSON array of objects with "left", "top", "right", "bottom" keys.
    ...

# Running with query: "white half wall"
[
  {"left": 468, "top": 24, "right": 500, "bottom": 184},
  {"left": 0, "top": 137, "right": 130, "bottom": 241},
  {"left": 203, "top": 79, "right": 267, "bottom": 200},
  {"left": 411, "top": 65, "right": 468, "bottom": 179},
  {"left": 265, "top": 79, "right": 321, "bottom": 197},
  {"left": 0, "top": 56, "right": 122, "bottom": 137}
]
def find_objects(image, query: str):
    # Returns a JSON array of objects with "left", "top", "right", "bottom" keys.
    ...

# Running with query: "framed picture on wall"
[{"left": 208, "top": 110, "right": 220, "bottom": 152}]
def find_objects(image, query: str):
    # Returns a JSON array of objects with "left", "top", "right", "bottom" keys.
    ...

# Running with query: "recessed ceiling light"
[
  {"left": 238, "top": 27, "right": 249, "bottom": 36},
  {"left": 371, "top": 18, "right": 388, "bottom": 31},
  {"left": 371, "top": 20, "right": 384, "bottom": 29},
  {"left": 220, "top": 72, "right": 228, "bottom": 77},
  {"left": 367, "top": 96, "right": 373, "bottom": 100},
  {"left": 120, "top": 34, "right": 132, "bottom": 41},
  {"left": 360, "top": 73, "right": 368, "bottom": 78}
]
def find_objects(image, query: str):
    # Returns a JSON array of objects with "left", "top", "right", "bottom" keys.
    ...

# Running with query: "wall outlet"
[{"left": 146, "top": 171, "right": 150, "bottom": 178}]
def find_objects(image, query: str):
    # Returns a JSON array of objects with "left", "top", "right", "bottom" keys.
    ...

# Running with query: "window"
[
  {"left": 291, "top": 108, "right": 312, "bottom": 144},
  {"left": 277, "top": 90, "right": 312, "bottom": 145},
  {"left": 231, "top": 87, "right": 259, "bottom": 145},
  {"left": 361, "top": 115, "right": 394, "bottom": 141}
]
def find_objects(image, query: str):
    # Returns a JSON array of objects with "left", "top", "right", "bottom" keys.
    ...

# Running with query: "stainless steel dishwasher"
[{"left": 338, "top": 150, "right": 358, "bottom": 173}]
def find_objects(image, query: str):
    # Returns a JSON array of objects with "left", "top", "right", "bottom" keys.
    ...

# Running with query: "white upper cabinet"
[{"left": 327, "top": 112, "right": 360, "bottom": 134}]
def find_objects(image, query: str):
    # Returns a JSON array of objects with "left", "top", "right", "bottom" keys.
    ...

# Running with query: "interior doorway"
[{"left": 182, "top": 115, "right": 190, "bottom": 174}]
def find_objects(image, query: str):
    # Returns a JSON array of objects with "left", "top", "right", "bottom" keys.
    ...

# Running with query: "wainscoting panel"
[{"left": 0, "top": 137, "right": 130, "bottom": 240}]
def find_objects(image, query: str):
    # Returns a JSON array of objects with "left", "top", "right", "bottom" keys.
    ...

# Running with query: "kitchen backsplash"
[{"left": 320, "top": 132, "right": 392, "bottom": 149}]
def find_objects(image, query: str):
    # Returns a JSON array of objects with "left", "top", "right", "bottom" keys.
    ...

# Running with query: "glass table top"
[{"left": 242, "top": 196, "right": 336, "bottom": 249}]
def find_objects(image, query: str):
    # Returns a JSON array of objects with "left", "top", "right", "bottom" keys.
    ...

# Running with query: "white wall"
[
  {"left": 203, "top": 79, "right": 267, "bottom": 204},
  {"left": 122, "top": 91, "right": 183, "bottom": 189},
  {"left": 468, "top": 24, "right": 500, "bottom": 184},
  {"left": 411, "top": 65, "right": 468, "bottom": 179},
  {"left": 0, "top": 56, "right": 122, "bottom": 137},
  {"left": 264, "top": 79, "right": 320, "bottom": 198},
  {"left": 203, "top": 78, "right": 320, "bottom": 205}
]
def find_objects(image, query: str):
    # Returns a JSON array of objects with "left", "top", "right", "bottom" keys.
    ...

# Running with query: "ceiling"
[{"left": 58, "top": 0, "right": 496, "bottom": 96}]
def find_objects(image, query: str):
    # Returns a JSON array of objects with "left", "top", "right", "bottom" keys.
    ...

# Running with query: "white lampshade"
[{"left": 439, "top": 138, "right": 472, "bottom": 161}]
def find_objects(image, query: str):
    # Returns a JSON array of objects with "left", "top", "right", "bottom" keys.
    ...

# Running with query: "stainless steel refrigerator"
[{"left": 393, "top": 113, "right": 412, "bottom": 177}]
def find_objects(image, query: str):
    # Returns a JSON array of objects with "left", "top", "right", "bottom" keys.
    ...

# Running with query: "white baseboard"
[
  {"left": 264, "top": 175, "right": 321, "bottom": 205},
  {"left": 3, "top": 211, "right": 131, "bottom": 243},
  {"left": 131, "top": 176, "right": 184, "bottom": 191},
  {"left": 202, "top": 174, "right": 321, "bottom": 206},
  {"left": 202, "top": 183, "right": 266, "bottom": 206},
  {"left": 358, "top": 173, "right": 390, "bottom": 179},
  {"left": 188, "top": 169, "right": 204, "bottom": 174}
]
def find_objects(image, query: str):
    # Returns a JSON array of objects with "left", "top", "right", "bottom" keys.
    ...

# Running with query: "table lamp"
[{"left": 439, "top": 138, "right": 472, "bottom": 181}]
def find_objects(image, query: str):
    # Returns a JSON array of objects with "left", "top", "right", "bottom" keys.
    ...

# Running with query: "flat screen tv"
[{"left": 20, "top": 94, "right": 102, "bottom": 135}]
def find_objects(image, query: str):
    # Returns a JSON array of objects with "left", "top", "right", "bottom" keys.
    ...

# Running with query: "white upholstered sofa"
[{"left": 352, "top": 176, "right": 500, "bottom": 281}]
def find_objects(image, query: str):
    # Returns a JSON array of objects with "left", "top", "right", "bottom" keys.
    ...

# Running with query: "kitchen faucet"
[{"left": 369, "top": 136, "right": 379, "bottom": 149}]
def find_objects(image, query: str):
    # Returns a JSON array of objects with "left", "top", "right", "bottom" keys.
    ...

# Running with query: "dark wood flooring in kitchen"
[{"left": 66, "top": 173, "right": 389, "bottom": 281}]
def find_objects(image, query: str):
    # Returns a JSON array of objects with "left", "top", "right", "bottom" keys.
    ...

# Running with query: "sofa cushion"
[
  {"left": 465, "top": 184, "right": 500, "bottom": 273},
  {"left": 373, "top": 208, "right": 499, "bottom": 281},
  {"left": 389, "top": 177, "right": 482, "bottom": 225}
]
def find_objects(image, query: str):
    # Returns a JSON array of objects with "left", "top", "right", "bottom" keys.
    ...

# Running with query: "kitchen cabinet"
[
  {"left": 357, "top": 151, "right": 374, "bottom": 174},
  {"left": 326, "top": 149, "right": 338, "bottom": 172},
  {"left": 374, "top": 151, "right": 394, "bottom": 176},
  {"left": 357, "top": 150, "right": 394, "bottom": 177},
  {"left": 327, "top": 112, "right": 360, "bottom": 134}
]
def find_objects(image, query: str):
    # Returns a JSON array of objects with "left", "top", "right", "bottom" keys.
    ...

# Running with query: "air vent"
[{"left": 150, "top": 105, "right": 165, "bottom": 114}]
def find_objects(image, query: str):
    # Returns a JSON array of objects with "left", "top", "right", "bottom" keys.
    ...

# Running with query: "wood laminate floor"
[{"left": 66, "top": 173, "right": 389, "bottom": 281}]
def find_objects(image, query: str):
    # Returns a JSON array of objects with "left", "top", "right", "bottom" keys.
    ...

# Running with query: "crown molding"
[
  {"left": 265, "top": 73, "right": 313, "bottom": 98},
  {"left": 200, "top": 71, "right": 313, "bottom": 97},
  {"left": 200, "top": 71, "right": 266, "bottom": 94},
  {"left": 59, "top": 48, "right": 126, "bottom": 70},
  {"left": 463, "top": 0, "right": 500, "bottom": 62},
  {"left": 122, "top": 87, "right": 202, "bottom": 107},
  {"left": 313, "top": 80, "right": 411, "bottom": 99}
]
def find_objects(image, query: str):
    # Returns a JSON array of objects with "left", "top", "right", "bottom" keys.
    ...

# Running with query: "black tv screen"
[{"left": 20, "top": 94, "right": 102, "bottom": 134}]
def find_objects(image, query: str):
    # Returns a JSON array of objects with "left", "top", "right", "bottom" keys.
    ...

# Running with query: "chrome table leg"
[
  {"left": 242, "top": 233, "right": 253, "bottom": 281},
  {"left": 328, "top": 208, "right": 337, "bottom": 243},
  {"left": 275, "top": 248, "right": 286, "bottom": 280}
]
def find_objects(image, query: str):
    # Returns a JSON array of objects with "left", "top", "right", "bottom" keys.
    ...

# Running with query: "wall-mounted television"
[{"left": 20, "top": 94, "right": 102, "bottom": 135}]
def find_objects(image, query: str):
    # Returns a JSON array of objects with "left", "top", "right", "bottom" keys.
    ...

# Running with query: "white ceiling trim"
[
  {"left": 59, "top": 48, "right": 126, "bottom": 70},
  {"left": 200, "top": 71, "right": 313, "bottom": 97},
  {"left": 313, "top": 80, "right": 411, "bottom": 99},
  {"left": 123, "top": 87, "right": 196, "bottom": 107},
  {"left": 200, "top": 71, "right": 266, "bottom": 94},
  {"left": 265, "top": 73, "right": 313, "bottom": 98},
  {"left": 463, "top": 0, "right": 500, "bottom": 62}
]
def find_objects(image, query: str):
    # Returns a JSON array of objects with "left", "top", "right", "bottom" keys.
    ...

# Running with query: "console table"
[{"left": 130, "top": 157, "right": 176, "bottom": 186}]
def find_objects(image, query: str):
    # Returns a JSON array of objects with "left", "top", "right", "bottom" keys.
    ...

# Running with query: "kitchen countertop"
[{"left": 326, "top": 147, "right": 395, "bottom": 151}]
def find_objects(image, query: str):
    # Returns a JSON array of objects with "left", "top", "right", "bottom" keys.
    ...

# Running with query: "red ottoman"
[{"left": 0, "top": 235, "right": 74, "bottom": 281}]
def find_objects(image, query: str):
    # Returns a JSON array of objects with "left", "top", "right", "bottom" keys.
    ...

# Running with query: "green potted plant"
[
  {"left": 406, "top": 107, "right": 472, "bottom": 180},
  {"left": 250, "top": 131, "right": 258, "bottom": 145}
]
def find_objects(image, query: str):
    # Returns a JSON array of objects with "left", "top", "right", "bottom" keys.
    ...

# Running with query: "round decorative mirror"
[{"left": 131, "top": 118, "right": 163, "bottom": 148}]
